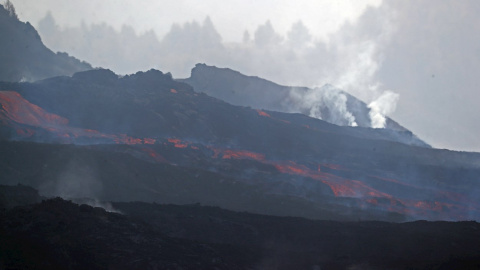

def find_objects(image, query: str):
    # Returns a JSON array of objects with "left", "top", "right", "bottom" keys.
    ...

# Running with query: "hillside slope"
[
  {"left": 0, "top": 69, "right": 479, "bottom": 221},
  {"left": 0, "top": 4, "right": 91, "bottom": 82}
]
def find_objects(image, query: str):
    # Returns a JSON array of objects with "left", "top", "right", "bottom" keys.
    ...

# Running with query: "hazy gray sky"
[
  {"left": 9, "top": 0, "right": 480, "bottom": 152},
  {"left": 12, "top": 0, "right": 380, "bottom": 42}
]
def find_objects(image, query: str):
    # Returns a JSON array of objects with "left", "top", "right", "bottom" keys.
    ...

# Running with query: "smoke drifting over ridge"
[
  {"left": 23, "top": 0, "right": 480, "bottom": 151},
  {"left": 368, "top": 91, "right": 400, "bottom": 128},
  {"left": 289, "top": 86, "right": 358, "bottom": 127},
  {"left": 35, "top": 5, "right": 397, "bottom": 130}
]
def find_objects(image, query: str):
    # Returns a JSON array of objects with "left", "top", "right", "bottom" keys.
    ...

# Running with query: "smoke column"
[{"left": 368, "top": 90, "right": 399, "bottom": 128}]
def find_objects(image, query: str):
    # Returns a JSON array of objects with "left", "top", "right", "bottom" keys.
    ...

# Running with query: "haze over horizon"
[{"left": 9, "top": 0, "right": 480, "bottom": 152}]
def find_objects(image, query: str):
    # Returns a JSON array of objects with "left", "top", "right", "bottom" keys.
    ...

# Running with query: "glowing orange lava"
[
  {"left": 167, "top": 138, "right": 188, "bottom": 148},
  {"left": 0, "top": 91, "right": 68, "bottom": 127},
  {"left": 256, "top": 110, "right": 271, "bottom": 117},
  {"left": 115, "top": 135, "right": 143, "bottom": 145},
  {"left": 211, "top": 147, "right": 392, "bottom": 199},
  {"left": 170, "top": 89, "right": 178, "bottom": 94},
  {"left": 0, "top": 91, "right": 160, "bottom": 145},
  {"left": 143, "top": 138, "right": 156, "bottom": 144},
  {"left": 222, "top": 149, "right": 266, "bottom": 161},
  {"left": 274, "top": 162, "right": 310, "bottom": 175}
]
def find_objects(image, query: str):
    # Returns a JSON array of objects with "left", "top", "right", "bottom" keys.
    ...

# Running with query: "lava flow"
[
  {"left": 208, "top": 147, "right": 478, "bottom": 219},
  {"left": 0, "top": 91, "right": 157, "bottom": 145},
  {"left": 211, "top": 147, "right": 391, "bottom": 198},
  {"left": 1, "top": 91, "right": 477, "bottom": 219},
  {"left": 167, "top": 138, "right": 188, "bottom": 148},
  {"left": 0, "top": 91, "right": 68, "bottom": 126},
  {"left": 256, "top": 110, "right": 271, "bottom": 117},
  {"left": 273, "top": 161, "right": 391, "bottom": 198},
  {"left": 222, "top": 149, "right": 265, "bottom": 161}
]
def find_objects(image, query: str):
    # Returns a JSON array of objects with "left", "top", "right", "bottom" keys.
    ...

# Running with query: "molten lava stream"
[
  {"left": 0, "top": 91, "right": 69, "bottom": 127},
  {"left": 212, "top": 147, "right": 392, "bottom": 199},
  {"left": 115, "top": 134, "right": 143, "bottom": 145},
  {"left": 143, "top": 138, "right": 156, "bottom": 144},
  {"left": 256, "top": 110, "right": 271, "bottom": 117},
  {"left": 0, "top": 91, "right": 162, "bottom": 145},
  {"left": 210, "top": 147, "right": 477, "bottom": 219},
  {"left": 370, "top": 175, "right": 478, "bottom": 213},
  {"left": 222, "top": 149, "right": 266, "bottom": 161},
  {"left": 167, "top": 138, "right": 188, "bottom": 148}
]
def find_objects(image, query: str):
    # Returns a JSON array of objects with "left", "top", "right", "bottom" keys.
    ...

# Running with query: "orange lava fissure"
[
  {"left": 167, "top": 138, "right": 188, "bottom": 148},
  {"left": 0, "top": 91, "right": 69, "bottom": 127},
  {"left": 221, "top": 149, "right": 266, "bottom": 161},
  {"left": 256, "top": 110, "right": 271, "bottom": 117}
]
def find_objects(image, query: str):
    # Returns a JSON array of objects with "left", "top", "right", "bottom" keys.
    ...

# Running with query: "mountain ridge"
[
  {"left": 181, "top": 63, "right": 413, "bottom": 133},
  {"left": 0, "top": 3, "right": 92, "bottom": 82}
]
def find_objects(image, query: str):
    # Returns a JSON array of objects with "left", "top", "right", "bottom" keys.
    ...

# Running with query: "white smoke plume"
[
  {"left": 290, "top": 85, "right": 358, "bottom": 127},
  {"left": 368, "top": 90, "right": 399, "bottom": 128},
  {"left": 283, "top": 5, "right": 399, "bottom": 129},
  {"left": 39, "top": 158, "right": 120, "bottom": 213},
  {"left": 320, "top": 6, "right": 400, "bottom": 129},
  {"left": 38, "top": 159, "right": 102, "bottom": 199},
  {"left": 328, "top": 40, "right": 381, "bottom": 102}
]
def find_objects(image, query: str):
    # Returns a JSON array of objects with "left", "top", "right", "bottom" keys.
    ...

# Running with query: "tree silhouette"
[{"left": 4, "top": 0, "right": 18, "bottom": 19}]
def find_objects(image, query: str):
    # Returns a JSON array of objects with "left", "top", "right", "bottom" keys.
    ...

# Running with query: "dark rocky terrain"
[
  {"left": 115, "top": 201, "right": 480, "bottom": 270},
  {"left": 0, "top": 184, "right": 44, "bottom": 209},
  {"left": 1, "top": 185, "right": 480, "bottom": 270},
  {"left": 0, "top": 192, "right": 252, "bottom": 269},
  {"left": 0, "top": 140, "right": 360, "bottom": 221},
  {"left": 1, "top": 68, "right": 480, "bottom": 221},
  {"left": 0, "top": 4, "right": 91, "bottom": 82}
]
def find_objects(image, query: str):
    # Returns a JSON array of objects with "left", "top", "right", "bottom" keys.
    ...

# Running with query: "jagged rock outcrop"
[{"left": 0, "top": 3, "right": 91, "bottom": 82}]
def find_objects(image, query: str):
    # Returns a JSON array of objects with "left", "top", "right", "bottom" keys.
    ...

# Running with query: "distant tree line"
[{"left": 3, "top": 0, "right": 17, "bottom": 19}]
